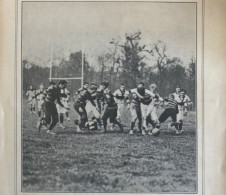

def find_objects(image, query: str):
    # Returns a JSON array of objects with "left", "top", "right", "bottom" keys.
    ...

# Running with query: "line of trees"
[{"left": 23, "top": 32, "right": 196, "bottom": 107}]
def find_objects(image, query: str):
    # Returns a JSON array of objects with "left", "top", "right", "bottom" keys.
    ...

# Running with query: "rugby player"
[
  {"left": 101, "top": 88, "right": 123, "bottom": 133},
  {"left": 26, "top": 85, "right": 36, "bottom": 114},
  {"left": 37, "top": 80, "right": 69, "bottom": 134},
  {"left": 73, "top": 83, "right": 98, "bottom": 132}
]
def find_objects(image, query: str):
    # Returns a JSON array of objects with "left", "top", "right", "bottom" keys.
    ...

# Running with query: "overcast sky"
[{"left": 22, "top": 2, "right": 196, "bottom": 68}]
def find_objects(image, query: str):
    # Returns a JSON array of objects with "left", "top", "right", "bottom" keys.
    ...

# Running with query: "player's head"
[
  {"left": 49, "top": 81, "right": 56, "bottom": 87},
  {"left": 120, "top": 83, "right": 125, "bottom": 91},
  {"left": 180, "top": 89, "right": 186, "bottom": 95},
  {"left": 169, "top": 94, "right": 175, "bottom": 100},
  {"left": 88, "top": 83, "right": 97, "bottom": 94},
  {"left": 29, "top": 85, "right": 33, "bottom": 90},
  {"left": 137, "top": 82, "right": 145, "bottom": 95},
  {"left": 40, "top": 83, "right": 44, "bottom": 89},
  {"left": 175, "top": 86, "right": 181, "bottom": 93},
  {"left": 83, "top": 82, "right": 89, "bottom": 89},
  {"left": 137, "top": 82, "right": 145, "bottom": 88},
  {"left": 149, "top": 83, "right": 157, "bottom": 92},
  {"left": 104, "top": 88, "right": 111, "bottom": 94},
  {"left": 100, "top": 82, "right": 109, "bottom": 90},
  {"left": 58, "top": 80, "right": 68, "bottom": 89}
]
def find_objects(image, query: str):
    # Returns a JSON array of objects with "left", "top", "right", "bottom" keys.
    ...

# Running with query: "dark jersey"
[
  {"left": 92, "top": 89, "right": 105, "bottom": 110},
  {"left": 45, "top": 87, "right": 66, "bottom": 107},
  {"left": 75, "top": 87, "right": 86, "bottom": 95},
  {"left": 103, "top": 92, "right": 117, "bottom": 108},
  {"left": 74, "top": 90, "right": 96, "bottom": 107}
]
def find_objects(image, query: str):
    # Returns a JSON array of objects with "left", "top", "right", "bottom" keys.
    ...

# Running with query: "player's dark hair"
[
  {"left": 101, "top": 82, "right": 109, "bottom": 87},
  {"left": 89, "top": 82, "right": 97, "bottom": 86},
  {"left": 138, "top": 82, "right": 144, "bottom": 86},
  {"left": 180, "top": 89, "right": 186, "bottom": 93},
  {"left": 58, "top": 80, "right": 68, "bottom": 85},
  {"left": 89, "top": 84, "right": 97, "bottom": 90},
  {"left": 84, "top": 81, "right": 89, "bottom": 85},
  {"left": 49, "top": 81, "right": 56, "bottom": 85}
]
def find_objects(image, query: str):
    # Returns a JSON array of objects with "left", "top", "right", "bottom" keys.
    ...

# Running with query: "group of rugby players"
[{"left": 26, "top": 80, "right": 192, "bottom": 135}]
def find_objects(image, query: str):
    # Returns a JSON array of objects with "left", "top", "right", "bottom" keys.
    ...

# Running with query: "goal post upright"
[
  {"left": 49, "top": 46, "right": 52, "bottom": 82},
  {"left": 81, "top": 27, "right": 84, "bottom": 86}
]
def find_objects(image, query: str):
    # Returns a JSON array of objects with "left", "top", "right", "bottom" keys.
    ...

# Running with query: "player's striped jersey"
[
  {"left": 45, "top": 86, "right": 67, "bottom": 107},
  {"left": 74, "top": 87, "right": 86, "bottom": 99},
  {"left": 26, "top": 90, "right": 36, "bottom": 100},
  {"left": 74, "top": 90, "right": 96, "bottom": 107},
  {"left": 165, "top": 98, "right": 178, "bottom": 110},
  {"left": 113, "top": 89, "right": 129, "bottom": 104},
  {"left": 103, "top": 92, "right": 117, "bottom": 108}
]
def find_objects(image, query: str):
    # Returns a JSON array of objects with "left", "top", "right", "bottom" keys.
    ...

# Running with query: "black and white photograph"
[{"left": 21, "top": 1, "right": 197, "bottom": 193}]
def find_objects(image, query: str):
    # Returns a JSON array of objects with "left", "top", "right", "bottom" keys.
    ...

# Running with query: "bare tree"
[{"left": 109, "top": 32, "right": 153, "bottom": 85}]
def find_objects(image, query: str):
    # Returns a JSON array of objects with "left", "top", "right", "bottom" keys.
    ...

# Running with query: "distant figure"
[
  {"left": 36, "top": 83, "right": 46, "bottom": 118},
  {"left": 26, "top": 85, "right": 36, "bottom": 114}
]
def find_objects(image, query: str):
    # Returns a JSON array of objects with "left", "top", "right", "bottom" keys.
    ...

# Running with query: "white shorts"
[
  {"left": 149, "top": 106, "right": 158, "bottom": 122},
  {"left": 141, "top": 102, "right": 156, "bottom": 128},
  {"left": 141, "top": 102, "right": 155, "bottom": 119},
  {"left": 86, "top": 101, "right": 100, "bottom": 118}
]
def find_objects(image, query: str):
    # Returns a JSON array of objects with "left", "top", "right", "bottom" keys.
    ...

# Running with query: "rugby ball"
[{"left": 152, "top": 128, "right": 160, "bottom": 136}]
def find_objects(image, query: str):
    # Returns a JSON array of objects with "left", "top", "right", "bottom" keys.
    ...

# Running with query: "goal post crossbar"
[{"left": 49, "top": 77, "right": 82, "bottom": 80}]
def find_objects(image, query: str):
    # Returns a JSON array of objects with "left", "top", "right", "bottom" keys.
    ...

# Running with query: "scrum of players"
[{"left": 26, "top": 80, "right": 193, "bottom": 136}]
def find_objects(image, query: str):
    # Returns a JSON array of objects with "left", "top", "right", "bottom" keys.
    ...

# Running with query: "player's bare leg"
[
  {"left": 66, "top": 112, "right": 70, "bottom": 121},
  {"left": 59, "top": 113, "right": 65, "bottom": 129}
]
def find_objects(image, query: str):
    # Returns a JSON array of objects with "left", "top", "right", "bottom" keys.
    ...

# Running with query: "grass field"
[{"left": 22, "top": 99, "right": 197, "bottom": 193}]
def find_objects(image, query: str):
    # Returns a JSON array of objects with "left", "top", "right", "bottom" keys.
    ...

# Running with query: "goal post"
[
  {"left": 48, "top": 51, "right": 84, "bottom": 87},
  {"left": 49, "top": 30, "right": 85, "bottom": 87}
]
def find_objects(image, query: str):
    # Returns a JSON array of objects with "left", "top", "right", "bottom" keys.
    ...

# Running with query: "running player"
[
  {"left": 37, "top": 80, "right": 69, "bottom": 134},
  {"left": 35, "top": 83, "right": 46, "bottom": 118},
  {"left": 26, "top": 85, "right": 36, "bottom": 114},
  {"left": 101, "top": 88, "right": 123, "bottom": 133},
  {"left": 159, "top": 94, "right": 179, "bottom": 134},
  {"left": 180, "top": 89, "right": 192, "bottom": 116},
  {"left": 173, "top": 89, "right": 192, "bottom": 133},
  {"left": 130, "top": 82, "right": 156, "bottom": 135}
]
